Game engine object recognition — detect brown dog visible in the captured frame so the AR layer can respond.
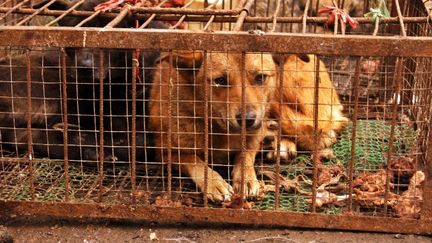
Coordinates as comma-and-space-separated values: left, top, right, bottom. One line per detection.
149, 51, 277, 202
267, 54, 349, 160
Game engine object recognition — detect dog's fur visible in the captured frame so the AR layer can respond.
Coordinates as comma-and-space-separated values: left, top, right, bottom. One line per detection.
0, 0, 169, 162
0, 51, 89, 158
0, 50, 150, 162
267, 54, 349, 160
149, 51, 277, 202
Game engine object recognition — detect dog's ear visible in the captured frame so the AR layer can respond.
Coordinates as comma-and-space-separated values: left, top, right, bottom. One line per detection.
272, 53, 310, 66
272, 54, 288, 66
173, 50, 203, 70
158, 51, 203, 69
158, 50, 203, 76
296, 54, 310, 63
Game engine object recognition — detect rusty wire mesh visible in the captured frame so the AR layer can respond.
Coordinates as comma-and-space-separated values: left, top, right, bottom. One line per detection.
0, 0, 431, 234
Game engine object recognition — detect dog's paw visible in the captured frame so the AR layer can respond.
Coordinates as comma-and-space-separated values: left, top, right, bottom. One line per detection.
318, 130, 337, 149
312, 148, 335, 160
265, 139, 297, 161
232, 168, 260, 198
204, 171, 234, 203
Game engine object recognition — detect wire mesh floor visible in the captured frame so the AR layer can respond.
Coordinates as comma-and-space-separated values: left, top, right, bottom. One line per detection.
1, 119, 423, 219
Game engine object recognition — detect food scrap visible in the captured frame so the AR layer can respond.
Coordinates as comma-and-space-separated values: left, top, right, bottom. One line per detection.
307, 189, 351, 208
259, 170, 311, 195
392, 171, 425, 218
353, 169, 392, 192
154, 195, 182, 207
389, 156, 416, 176
316, 163, 345, 187
222, 194, 254, 209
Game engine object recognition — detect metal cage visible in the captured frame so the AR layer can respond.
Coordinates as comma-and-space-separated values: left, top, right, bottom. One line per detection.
0, 0, 431, 234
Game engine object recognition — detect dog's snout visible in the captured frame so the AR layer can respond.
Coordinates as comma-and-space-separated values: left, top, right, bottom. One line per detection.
236, 111, 257, 129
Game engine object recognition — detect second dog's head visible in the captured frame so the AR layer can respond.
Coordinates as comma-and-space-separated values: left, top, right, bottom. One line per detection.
167, 51, 277, 133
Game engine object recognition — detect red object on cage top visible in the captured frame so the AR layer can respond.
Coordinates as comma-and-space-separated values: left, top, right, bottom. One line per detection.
162, 0, 185, 7
318, 5, 358, 29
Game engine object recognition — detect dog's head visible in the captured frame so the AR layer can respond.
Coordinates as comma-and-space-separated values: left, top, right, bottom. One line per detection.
167, 50, 277, 133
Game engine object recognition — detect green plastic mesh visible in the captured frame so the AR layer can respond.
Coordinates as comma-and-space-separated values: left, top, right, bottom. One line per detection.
254, 120, 417, 212
253, 192, 309, 212
332, 120, 416, 171
1, 160, 198, 205
0, 161, 131, 203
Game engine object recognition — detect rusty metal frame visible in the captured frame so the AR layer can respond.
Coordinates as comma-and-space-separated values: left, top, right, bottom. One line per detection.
0, 27, 430, 234
0, 1, 432, 234
0, 27, 432, 57
1, 201, 431, 234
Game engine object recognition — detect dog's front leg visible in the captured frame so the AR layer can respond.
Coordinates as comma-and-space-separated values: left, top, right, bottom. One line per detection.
232, 150, 260, 198
177, 154, 233, 202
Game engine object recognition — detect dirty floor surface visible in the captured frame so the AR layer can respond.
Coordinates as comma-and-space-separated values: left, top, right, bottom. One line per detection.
1, 216, 431, 243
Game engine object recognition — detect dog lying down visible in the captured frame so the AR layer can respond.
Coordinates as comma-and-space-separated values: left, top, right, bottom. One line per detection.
266, 54, 349, 161
149, 51, 278, 202
0, 50, 148, 162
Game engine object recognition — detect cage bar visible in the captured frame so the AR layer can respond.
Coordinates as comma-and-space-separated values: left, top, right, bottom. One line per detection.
60, 48, 69, 202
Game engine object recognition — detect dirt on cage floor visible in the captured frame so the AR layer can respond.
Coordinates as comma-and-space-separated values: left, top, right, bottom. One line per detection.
1, 217, 431, 243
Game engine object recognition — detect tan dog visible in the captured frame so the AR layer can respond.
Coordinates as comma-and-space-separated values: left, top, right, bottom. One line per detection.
267, 54, 349, 160
149, 51, 277, 202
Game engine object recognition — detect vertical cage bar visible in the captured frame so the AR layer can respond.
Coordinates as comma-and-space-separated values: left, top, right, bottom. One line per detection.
232, 0, 253, 31
270, 0, 282, 33
131, 48, 139, 204
421, 51, 432, 222
167, 50, 173, 198
60, 48, 70, 202
240, 51, 246, 199
423, 122, 432, 220
302, 0, 311, 33
384, 57, 403, 214
203, 50, 209, 207
274, 54, 285, 210
347, 57, 362, 212
25, 49, 35, 200
310, 55, 320, 213
98, 49, 105, 203
394, 0, 408, 37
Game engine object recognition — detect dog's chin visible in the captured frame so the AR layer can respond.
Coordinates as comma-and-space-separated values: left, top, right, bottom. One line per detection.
227, 121, 263, 133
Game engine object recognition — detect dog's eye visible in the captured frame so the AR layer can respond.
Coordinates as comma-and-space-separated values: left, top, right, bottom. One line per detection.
254, 74, 267, 85
213, 76, 228, 86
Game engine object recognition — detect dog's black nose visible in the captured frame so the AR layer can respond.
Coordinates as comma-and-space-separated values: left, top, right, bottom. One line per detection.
263, 135, 275, 145
236, 111, 257, 129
